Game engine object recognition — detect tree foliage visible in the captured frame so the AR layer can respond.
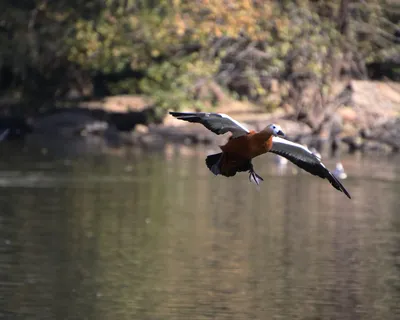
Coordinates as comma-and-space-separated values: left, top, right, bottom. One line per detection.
1, 0, 399, 111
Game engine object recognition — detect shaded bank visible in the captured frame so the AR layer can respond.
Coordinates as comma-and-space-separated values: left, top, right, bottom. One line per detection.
0, 80, 399, 155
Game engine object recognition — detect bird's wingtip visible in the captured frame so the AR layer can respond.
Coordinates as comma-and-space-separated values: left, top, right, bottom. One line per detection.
343, 188, 352, 199
331, 172, 351, 199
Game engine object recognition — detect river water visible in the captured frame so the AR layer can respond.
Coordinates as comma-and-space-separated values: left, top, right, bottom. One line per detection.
0, 141, 400, 320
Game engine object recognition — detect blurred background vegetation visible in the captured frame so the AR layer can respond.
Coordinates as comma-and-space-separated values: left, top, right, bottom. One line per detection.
0, 0, 399, 114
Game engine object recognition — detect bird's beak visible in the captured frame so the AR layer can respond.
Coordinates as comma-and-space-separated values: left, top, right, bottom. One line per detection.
277, 130, 285, 137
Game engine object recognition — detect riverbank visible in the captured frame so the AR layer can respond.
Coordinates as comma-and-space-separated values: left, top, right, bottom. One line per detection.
1, 80, 399, 155
132, 80, 400, 155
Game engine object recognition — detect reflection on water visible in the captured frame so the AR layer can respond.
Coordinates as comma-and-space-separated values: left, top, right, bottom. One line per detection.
0, 144, 400, 320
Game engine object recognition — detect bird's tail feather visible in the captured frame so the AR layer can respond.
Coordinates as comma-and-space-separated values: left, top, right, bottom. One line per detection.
206, 153, 260, 182
206, 152, 252, 177
205, 153, 223, 175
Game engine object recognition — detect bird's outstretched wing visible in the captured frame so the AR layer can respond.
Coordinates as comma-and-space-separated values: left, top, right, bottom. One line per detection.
270, 136, 351, 199
169, 112, 249, 138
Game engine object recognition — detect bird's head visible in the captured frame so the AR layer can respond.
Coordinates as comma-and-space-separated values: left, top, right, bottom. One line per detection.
266, 124, 285, 137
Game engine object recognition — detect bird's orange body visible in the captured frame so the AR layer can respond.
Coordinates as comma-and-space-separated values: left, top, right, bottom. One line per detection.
218, 130, 274, 176
221, 130, 273, 159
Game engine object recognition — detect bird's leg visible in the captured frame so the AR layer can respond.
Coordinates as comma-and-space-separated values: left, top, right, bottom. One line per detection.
248, 163, 264, 186
249, 171, 264, 186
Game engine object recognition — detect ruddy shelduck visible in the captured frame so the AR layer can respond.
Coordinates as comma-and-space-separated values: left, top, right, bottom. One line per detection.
170, 112, 351, 199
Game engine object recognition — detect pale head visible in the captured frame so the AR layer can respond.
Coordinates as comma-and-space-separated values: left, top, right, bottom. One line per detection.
266, 123, 285, 137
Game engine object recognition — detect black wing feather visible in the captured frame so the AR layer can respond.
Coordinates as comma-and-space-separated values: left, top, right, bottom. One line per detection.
270, 148, 351, 199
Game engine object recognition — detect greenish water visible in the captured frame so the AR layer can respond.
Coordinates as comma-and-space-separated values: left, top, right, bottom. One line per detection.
0, 143, 400, 320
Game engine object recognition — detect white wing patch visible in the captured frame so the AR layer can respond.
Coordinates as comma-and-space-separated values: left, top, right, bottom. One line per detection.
218, 113, 250, 137
271, 136, 323, 165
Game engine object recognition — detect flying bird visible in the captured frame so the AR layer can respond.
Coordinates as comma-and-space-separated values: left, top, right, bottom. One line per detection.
169, 112, 351, 199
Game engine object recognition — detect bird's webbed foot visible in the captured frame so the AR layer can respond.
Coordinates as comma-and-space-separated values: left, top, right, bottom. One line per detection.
249, 170, 264, 186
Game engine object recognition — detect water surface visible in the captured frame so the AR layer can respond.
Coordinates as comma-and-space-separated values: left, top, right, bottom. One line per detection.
0, 143, 400, 320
